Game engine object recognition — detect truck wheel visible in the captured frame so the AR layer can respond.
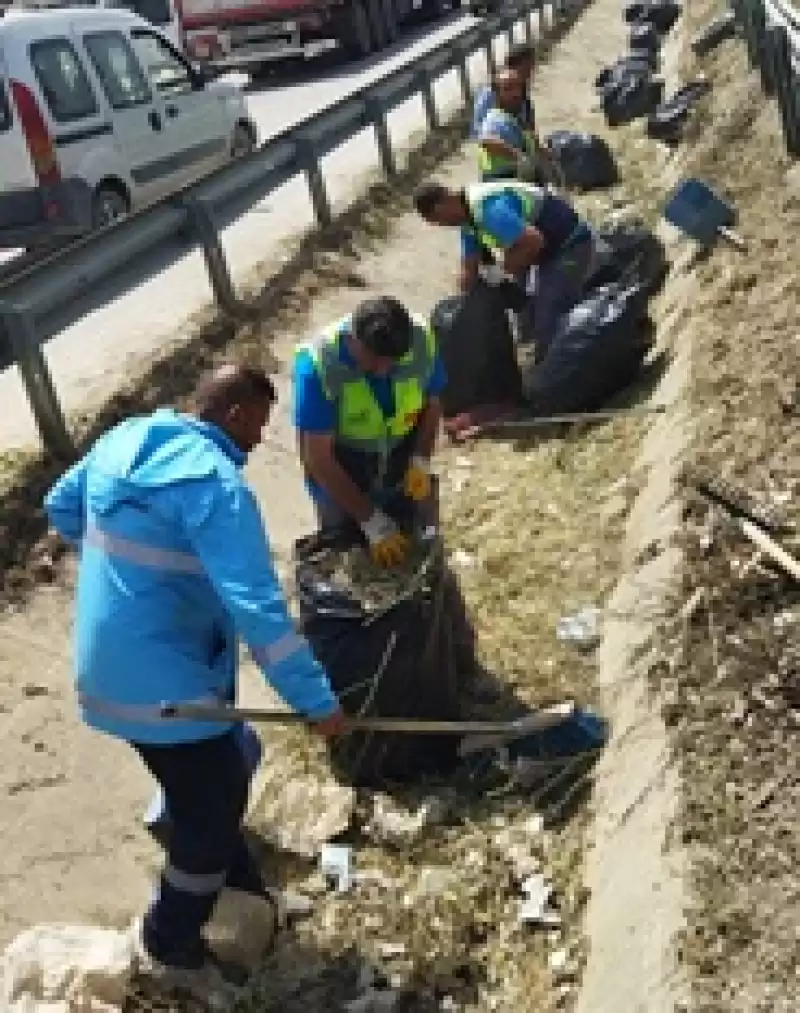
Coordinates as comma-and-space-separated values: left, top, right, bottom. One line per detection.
341, 1, 374, 59
367, 0, 388, 49
382, 0, 399, 43
92, 183, 130, 230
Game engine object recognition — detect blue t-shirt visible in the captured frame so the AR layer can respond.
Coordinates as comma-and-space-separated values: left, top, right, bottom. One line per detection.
292, 333, 446, 504
461, 192, 530, 259
479, 107, 528, 150
471, 84, 535, 138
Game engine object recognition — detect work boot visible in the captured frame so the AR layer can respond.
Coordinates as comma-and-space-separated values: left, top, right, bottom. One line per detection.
130, 916, 242, 1009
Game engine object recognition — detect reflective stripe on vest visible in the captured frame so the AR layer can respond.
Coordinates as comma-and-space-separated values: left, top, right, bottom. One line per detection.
476, 108, 535, 177
464, 181, 543, 251
78, 691, 225, 724
298, 313, 435, 456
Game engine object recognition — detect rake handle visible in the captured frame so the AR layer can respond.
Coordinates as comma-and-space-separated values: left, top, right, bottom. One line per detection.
159, 701, 575, 736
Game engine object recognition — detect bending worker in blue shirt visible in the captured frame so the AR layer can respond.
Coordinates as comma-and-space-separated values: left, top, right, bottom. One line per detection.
44, 365, 345, 995
413, 180, 598, 360
293, 296, 445, 568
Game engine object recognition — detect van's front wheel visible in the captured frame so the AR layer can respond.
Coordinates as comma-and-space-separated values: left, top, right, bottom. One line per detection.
92, 184, 130, 230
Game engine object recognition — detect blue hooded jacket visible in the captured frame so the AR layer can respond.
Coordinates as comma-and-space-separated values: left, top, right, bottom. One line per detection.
44, 408, 338, 745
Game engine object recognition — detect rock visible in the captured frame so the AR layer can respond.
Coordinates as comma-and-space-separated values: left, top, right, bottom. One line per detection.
1, 924, 136, 1011
344, 989, 404, 1012
205, 890, 279, 975
249, 774, 355, 859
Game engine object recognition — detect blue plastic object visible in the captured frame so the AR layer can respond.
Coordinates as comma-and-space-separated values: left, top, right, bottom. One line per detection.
143, 722, 263, 840
663, 177, 736, 246
506, 707, 609, 762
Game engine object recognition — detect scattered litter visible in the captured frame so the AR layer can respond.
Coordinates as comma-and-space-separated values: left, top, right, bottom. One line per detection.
691, 10, 737, 56
646, 79, 712, 144
518, 873, 562, 927
377, 942, 407, 959
451, 548, 477, 569
556, 605, 602, 650
320, 844, 354, 893
367, 793, 453, 846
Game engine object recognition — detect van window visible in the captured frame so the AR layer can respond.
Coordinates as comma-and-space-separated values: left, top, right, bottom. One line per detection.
130, 30, 191, 96
84, 31, 153, 109
0, 80, 11, 132
30, 38, 98, 123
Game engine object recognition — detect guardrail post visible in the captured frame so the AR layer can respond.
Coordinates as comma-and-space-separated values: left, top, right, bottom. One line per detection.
507, 17, 515, 50
456, 47, 473, 106
750, 0, 774, 93
418, 67, 439, 131
296, 138, 332, 228
0, 305, 74, 459
180, 197, 254, 320
740, 0, 761, 68
767, 26, 800, 156
524, 5, 534, 46
538, 2, 547, 44
485, 29, 497, 78
365, 97, 396, 177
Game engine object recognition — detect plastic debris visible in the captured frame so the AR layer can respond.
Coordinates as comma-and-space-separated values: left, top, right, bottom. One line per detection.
320, 844, 354, 893
556, 606, 602, 650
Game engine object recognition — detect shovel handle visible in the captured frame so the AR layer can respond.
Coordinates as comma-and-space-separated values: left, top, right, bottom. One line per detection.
159, 700, 575, 736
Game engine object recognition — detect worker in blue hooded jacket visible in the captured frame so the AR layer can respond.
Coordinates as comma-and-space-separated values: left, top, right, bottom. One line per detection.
44, 364, 345, 996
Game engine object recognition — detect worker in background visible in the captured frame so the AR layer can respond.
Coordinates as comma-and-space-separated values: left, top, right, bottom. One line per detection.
472, 46, 564, 187
412, 180, 598, 360
471, 42, 536, 138
293, 296, 445, 567
44, 365, 345, 997
476, 68, 542, 182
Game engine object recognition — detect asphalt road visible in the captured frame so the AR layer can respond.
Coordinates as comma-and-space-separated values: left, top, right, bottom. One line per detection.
0, 10, 522, 450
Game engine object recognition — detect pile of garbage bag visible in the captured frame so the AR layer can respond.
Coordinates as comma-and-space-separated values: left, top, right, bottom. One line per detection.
544, 130, 619, 190
520, 280, 654, 415
596, 57, 664, 126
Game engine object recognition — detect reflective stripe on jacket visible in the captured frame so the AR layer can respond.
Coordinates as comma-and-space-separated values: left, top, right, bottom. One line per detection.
297, 313, 436, 460
43, 409, 336, 745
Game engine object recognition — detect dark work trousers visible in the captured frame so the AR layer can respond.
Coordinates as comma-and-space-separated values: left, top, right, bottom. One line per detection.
524, 235, 597, 362
132, 729, 265, 962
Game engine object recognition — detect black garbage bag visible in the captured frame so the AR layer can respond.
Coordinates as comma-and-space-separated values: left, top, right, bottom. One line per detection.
587, 217, 668, 296
629, 45, 660, 71
543, 131, 619, 190
430, 280, 523, 420
630, 21, 660, 52
646, 80, 712, 143
294, 528, 477, 787
521, 282, 653, 415
598, 64, 664, 126
624, 0, 682, 33
595, 55, 652, 89
691, 11, 737, 56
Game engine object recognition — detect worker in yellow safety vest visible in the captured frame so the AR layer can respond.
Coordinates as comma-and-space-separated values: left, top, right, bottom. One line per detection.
413, 179, 598, 360
292, 297, 445, 568
475, 66, 564, 187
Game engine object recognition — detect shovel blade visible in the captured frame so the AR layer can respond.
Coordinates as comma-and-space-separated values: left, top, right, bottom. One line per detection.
663, 177, 736, 246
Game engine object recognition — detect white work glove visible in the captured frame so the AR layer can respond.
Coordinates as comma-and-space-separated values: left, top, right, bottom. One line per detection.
360, 510, 410, 568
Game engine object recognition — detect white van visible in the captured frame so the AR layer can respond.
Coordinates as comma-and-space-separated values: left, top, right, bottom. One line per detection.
0, 6, 257, 241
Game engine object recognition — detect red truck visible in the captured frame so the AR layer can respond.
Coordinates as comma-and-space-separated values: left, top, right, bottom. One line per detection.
178, 0, 461, 70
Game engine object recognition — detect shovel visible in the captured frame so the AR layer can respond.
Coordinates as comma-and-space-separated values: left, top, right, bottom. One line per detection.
663, 177, 747, 251
159, 700, 577, 757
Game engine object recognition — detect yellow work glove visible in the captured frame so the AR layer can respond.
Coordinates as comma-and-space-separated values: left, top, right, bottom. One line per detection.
361, 510, 411, 568
403, 455, 432, 502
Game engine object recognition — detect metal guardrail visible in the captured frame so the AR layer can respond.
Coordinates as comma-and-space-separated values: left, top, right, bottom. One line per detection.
732, 0, 800, 152
0, 0, 591, 459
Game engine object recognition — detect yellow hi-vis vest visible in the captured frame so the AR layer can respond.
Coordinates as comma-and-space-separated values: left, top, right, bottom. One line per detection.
464, 180, 546, 252
299, 313, 436, 458
476, 108, 537, 179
